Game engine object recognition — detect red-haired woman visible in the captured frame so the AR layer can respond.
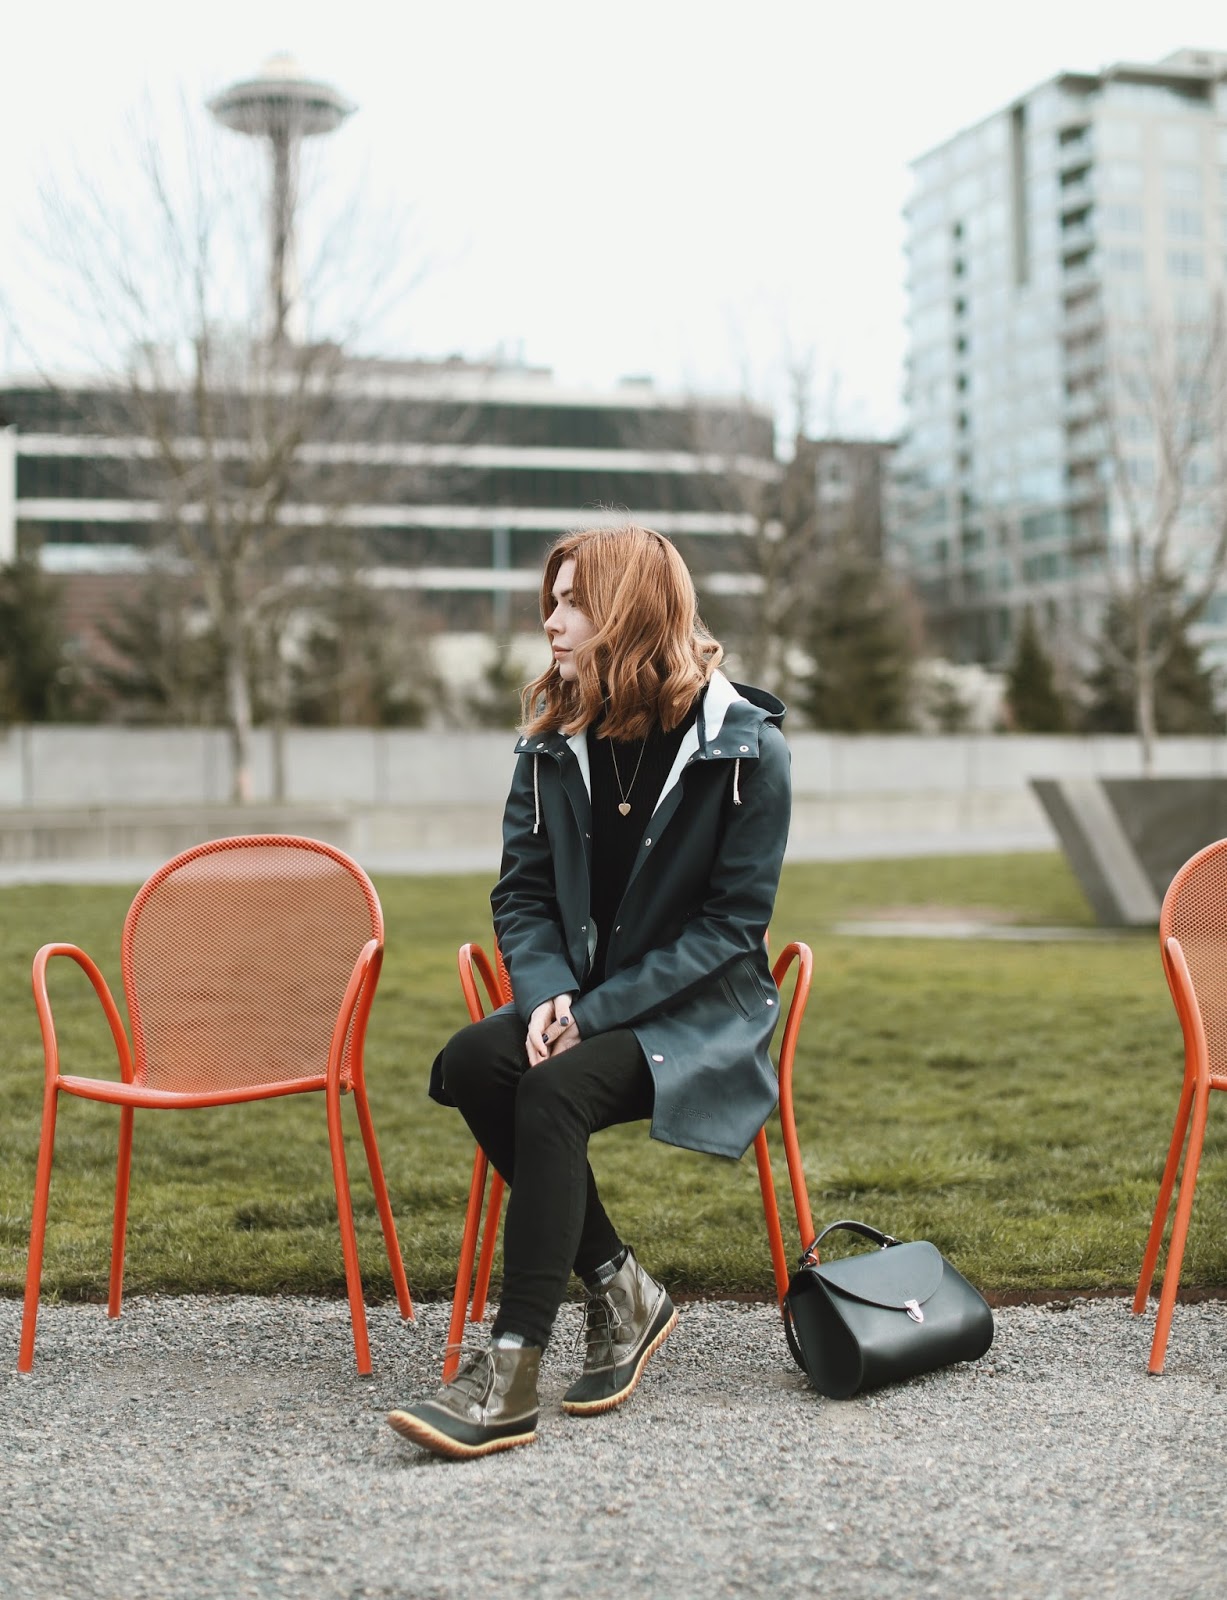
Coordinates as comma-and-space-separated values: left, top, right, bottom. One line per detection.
389, 524, 792, 1459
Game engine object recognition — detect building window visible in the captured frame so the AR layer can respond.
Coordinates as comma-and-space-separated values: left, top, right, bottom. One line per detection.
1174, 288, 1211, 321
1167, 249, 1205, 278
1164, 164, 1203, 198
1105, 247, 1145, 272
1101, 160, 1145, 192
1167, 206, 1205, 237
1102, 203, 1144, 232
1105, 282, 1150, 319
1098, 118, 1144, 155
1160, 123, 1202, 160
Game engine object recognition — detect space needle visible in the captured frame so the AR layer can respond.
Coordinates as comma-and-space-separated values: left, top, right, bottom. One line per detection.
208, 54, 355, 343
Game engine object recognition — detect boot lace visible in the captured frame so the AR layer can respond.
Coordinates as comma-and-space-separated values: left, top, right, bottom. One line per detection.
575, 1291, 622, 1364
443, 1346, 496, 1405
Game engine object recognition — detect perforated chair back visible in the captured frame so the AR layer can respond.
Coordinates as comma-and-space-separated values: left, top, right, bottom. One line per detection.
1159, 838, 1227, 1086
123, 836, 383, 1095
1134, 835, 1227, 1374
19, 833, 412, 1377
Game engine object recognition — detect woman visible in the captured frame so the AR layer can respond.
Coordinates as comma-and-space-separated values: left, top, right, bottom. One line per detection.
389, 524, 791, 1459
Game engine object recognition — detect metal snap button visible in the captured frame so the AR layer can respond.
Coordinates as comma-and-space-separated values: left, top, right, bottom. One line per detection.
651, 1053, 664, 1063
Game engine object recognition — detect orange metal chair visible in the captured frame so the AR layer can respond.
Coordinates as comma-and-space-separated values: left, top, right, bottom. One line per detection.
442, 938, 815, 1379
1133, 836, 1227, 1374
18, 834, 413, 1376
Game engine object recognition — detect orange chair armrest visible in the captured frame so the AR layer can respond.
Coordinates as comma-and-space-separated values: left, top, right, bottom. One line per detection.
32, 942, 134, 1088
326, 938, 384, 1091
57, 1073, 328, 1108
458, 942, 509, 1022
1163, 936, 1212, 1089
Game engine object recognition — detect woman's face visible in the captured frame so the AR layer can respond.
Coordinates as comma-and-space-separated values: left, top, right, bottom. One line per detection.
544, 557, 596, 682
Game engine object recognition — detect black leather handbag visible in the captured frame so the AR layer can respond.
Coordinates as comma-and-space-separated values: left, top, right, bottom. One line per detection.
783, 1219, 994, 1399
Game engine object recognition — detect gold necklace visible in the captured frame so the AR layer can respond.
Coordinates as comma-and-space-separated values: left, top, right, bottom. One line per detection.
608, 737, 647, 817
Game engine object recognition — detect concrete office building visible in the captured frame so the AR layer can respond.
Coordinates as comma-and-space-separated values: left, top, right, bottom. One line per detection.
0, 358, 775, 675
894, 47, 1227, 668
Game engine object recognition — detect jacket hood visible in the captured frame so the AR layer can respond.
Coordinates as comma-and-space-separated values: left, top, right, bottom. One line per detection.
727, 680, 786, 726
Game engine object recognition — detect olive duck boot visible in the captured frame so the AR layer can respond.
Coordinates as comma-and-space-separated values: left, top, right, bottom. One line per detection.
563, 1249, 677, 1416
388, 1344, 541, 1460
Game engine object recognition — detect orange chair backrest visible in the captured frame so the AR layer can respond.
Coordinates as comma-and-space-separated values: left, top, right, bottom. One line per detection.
122, 836, 383, 1094
1159, 837, 1227, 1083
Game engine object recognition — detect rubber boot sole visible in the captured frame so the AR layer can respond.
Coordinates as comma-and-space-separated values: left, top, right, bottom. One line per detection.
387, 1409, 537, 1460
562, 1304, 679, 1417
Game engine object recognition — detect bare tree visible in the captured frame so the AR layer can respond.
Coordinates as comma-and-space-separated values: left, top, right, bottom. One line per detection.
1091, 297, 1227, 770
21, 90, 449, 797
694, 399, 798, 693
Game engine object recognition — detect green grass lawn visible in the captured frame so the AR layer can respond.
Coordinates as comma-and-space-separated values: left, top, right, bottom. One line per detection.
1, 853, 1218, 1304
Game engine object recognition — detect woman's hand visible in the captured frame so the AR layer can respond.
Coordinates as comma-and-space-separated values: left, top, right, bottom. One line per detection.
544, 1015, 581, 1056
526, 993, 574, 1065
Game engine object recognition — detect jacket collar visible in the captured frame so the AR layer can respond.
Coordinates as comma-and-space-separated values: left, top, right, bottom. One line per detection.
653, 669, 747, 813
514, 669, 778, 807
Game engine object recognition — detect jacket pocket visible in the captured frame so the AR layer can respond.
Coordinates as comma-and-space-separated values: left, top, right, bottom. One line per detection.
719, 954, 775, 1020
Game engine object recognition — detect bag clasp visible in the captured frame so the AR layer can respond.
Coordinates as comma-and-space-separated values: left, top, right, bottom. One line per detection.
905, 1299, 925, 1323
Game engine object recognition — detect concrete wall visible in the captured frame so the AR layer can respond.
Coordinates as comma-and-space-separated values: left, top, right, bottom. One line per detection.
4, 725, 1225, 812
0, 724, 1223, 870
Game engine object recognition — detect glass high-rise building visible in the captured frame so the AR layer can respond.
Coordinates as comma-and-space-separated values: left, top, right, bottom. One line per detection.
895, 48, 1227, 669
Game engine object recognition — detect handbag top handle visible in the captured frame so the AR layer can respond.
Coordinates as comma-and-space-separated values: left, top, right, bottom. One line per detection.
800, 1218, 901, 1268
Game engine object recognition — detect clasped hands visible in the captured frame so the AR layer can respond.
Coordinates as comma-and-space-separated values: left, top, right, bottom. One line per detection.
526, 993, 580, 1065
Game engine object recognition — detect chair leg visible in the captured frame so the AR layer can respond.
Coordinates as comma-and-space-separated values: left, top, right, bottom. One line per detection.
1148, 1083, 1211, 1376
470, 1172, 505, 1324
753, 1127, 791, 1303
18, 1084, 60, 1373
777, 1090, 815, 1259
351, 1083, 414, 1322
1133, 1076, 1194, 1313
108, 1106, 135, 1319
444, 1147, 491, 1381
325, 1082, 373, 1377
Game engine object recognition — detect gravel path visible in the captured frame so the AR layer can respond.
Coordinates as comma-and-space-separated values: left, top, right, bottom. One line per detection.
3, 1294, 1225, 1600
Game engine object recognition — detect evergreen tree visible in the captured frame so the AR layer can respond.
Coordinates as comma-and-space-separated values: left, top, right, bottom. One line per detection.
95, 572, 227, 724
466, 637, 527, 730
800, 558, 915, 731
1005, 609, 1068, 732
0, 556, 81, 721
1084, 588, 1222, 736
288, 582, 433, 728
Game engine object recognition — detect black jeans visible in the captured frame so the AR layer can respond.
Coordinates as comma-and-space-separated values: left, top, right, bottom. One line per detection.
437, 1009, 655, 1349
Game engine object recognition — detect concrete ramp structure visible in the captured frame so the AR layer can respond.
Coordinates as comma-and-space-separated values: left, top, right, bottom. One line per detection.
1031, 778, 1227, 927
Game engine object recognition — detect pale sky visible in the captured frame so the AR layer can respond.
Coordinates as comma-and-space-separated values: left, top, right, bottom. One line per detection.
3, 0, 1227, 435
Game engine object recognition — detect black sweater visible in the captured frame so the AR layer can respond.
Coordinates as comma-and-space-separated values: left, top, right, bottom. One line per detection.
587, 704, 696, 987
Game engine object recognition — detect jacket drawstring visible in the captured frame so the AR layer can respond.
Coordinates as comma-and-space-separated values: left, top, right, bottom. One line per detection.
532, 755, 541, 833
732, 757, 742, 805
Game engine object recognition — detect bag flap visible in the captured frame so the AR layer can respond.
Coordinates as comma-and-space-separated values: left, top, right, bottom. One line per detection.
815, 1241, 944, 1311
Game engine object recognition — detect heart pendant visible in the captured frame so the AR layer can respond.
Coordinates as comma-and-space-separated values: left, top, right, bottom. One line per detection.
618, 802, 631, 816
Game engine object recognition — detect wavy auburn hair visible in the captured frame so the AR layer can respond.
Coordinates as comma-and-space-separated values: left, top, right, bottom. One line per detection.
520, 524, 724, 741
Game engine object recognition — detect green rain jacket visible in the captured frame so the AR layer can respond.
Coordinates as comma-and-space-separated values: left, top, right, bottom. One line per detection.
461, 669, 792, 1160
